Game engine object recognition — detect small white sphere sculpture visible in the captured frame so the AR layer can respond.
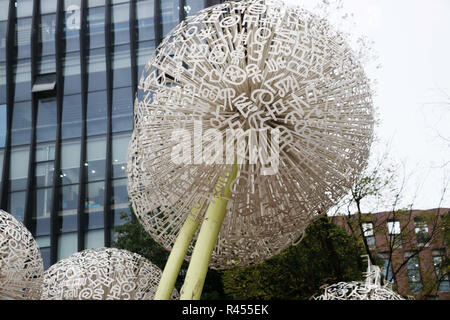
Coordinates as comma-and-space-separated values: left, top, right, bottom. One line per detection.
312, 256, 405, 300
41, 248, 179, 300
0, 210, 44, 300
128, 0, 374, 269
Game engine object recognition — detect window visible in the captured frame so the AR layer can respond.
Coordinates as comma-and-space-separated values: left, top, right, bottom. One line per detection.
362, 222, 376, 248
185, 0, 204, 17
136, 0, 155, 41
32, 73, 56, 94
414, 218, 430, 245
85, 181, 105, 229
11, 101, 31, 146
112, 44, 131, 88
63, 52, 81, 95
112, 87, 133, 132
87, 48, 106, 92
112, 133, 131, 178
35, 236, 51, 270
161, 0, 179, 37
0, 104, 6, 148
15, 17, 32, 59
86, 136, 106, 181
432, 250, 450, 292
379, 253, 394, 284
405, 252, 422, 294
8, 191, 26, 222
39, 14, 57, 56
387, 220, 402, 248
36, 98, 57, 143
64, 0, 81, 52
87, 90, 107, 136
85, 229, 104, 249
13, 59, 32, 101
62, 94, 82, 139
9, 146, 29, 191
57, 232, 78, 260
112, 2, 130, 45
60, 140, 81, 185
87, 6, 105, 48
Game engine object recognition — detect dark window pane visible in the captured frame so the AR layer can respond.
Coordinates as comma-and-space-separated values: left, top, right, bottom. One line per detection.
87, 90, 107, 136
112, 87, 133, 132
62, 94, 82, 139
35, 142, 56, 162
11, 101, 32, 146
36, 98, 57, 143
136, 40, 155, 83
87, 6, 105, 48
40, 247, 51, 270
0, 63, 5, 103
14, 59, 32, 101
39, 14, 56, 56
112, 44, 131, 88
8, 191, 26, 222
113, 206, 130, 227
16, 17, 32, 59
86, 136, 106, 181
136, 0, 155, 41
112, 2, 130, 45
85, 181, 105, 229
87, 48, 106, 92
63, 52, 81, 95
9, 146, 29, 191
59, 184, 79, 232
35, 162, 54, 188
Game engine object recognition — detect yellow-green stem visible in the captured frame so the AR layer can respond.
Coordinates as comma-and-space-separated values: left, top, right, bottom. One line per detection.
180, 163, 238, 300
154, 209, 201, 300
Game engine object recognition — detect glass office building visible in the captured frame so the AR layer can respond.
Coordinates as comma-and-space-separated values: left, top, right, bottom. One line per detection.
0, 0, 220, 270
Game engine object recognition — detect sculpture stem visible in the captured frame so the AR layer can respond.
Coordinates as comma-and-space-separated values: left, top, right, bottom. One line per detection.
154, 209, 201, 300
180, 162, 238, 300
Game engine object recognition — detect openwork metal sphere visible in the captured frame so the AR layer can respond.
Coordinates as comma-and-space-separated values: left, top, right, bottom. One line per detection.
312, 257, 405, 300
0, 210, 44, 300
128, 0, 374, 269
41, 248, 179, 300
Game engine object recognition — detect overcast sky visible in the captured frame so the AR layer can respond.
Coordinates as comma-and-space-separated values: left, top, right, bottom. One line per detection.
284, 0, 450, 210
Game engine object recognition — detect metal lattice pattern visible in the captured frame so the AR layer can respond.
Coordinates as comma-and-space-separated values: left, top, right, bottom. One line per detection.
41, 248, 179, 300
0, 210, 44, 300
312, 257, 406, 300
128, 0, 374, 269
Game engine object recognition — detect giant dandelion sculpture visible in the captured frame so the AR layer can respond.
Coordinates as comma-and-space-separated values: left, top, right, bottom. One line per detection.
128, 0, 374, 299
0, 210, 44, 300
41, 247, 179, 300
311, 256, 406, 300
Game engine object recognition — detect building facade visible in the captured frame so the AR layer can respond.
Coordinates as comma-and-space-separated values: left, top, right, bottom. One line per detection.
332, 208, 450, 300
0, 0, 221, 270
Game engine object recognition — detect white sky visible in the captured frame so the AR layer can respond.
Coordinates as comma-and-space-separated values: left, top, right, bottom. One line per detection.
284, 0, 450, 210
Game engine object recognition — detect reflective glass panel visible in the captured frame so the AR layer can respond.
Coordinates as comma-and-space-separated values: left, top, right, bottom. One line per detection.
136, 0, 155, 41
0, 104, 5, 148
87, 6, 105, 48
185, 0, 204, 17
8, 191, 26, 222
38, 55, 56, 74
11, 101, 31, 146
62, 94, 82, 139
85, 181, 105, 229
16, 0, 34, 18
112, 133, 131, 178
39, 14, 56, 56
112, 2, 130, 45
87, 48, 106, 92
86, 136, 106, 181
14, 59, 31, 101
86, 90, 107, 136
59, 184, 79, 232
57, 232, 78, 260
35, 162, 54, 188
9, 146, 29, 191
64, 0, 81, 52
85, 229, 104, 249
63, 52, 81, 94
61, 140, 81, 185
16, 17, 32, 59
112, 87, 133, 132
112, 44, 131, 88
36, 98, 57, 143
161, 0, 179, 37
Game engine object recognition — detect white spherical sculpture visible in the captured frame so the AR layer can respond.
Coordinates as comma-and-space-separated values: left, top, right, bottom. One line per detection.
0, 210, 44, 300
41, 248, 179, 300
128, 0, 374, 269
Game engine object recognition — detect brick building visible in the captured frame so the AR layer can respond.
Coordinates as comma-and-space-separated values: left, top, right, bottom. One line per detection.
331, 208, 449, 300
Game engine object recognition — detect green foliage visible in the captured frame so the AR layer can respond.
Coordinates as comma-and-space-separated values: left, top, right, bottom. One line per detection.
222, 217, 366, 300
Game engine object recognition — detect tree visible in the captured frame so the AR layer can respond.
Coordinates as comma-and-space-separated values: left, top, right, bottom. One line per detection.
331, 148, 450, 298
221, 217, 366, 300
